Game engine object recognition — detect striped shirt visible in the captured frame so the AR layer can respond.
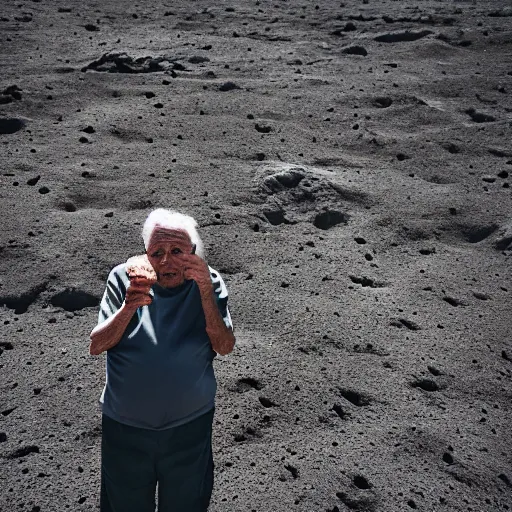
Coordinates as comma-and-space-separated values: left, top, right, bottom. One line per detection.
96, 262, 232, 430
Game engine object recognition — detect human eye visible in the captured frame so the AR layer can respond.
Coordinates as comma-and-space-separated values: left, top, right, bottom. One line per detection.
151, 250, 163, 257
171, 248, 182, 255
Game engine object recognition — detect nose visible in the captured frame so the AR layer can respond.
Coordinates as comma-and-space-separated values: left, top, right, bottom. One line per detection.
161, 251, 179, 266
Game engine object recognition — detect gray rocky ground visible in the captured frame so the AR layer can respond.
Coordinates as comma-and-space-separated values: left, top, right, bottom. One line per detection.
1, 0, 511, 510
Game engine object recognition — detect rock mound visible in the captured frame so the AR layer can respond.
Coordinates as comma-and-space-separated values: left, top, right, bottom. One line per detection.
81, 52, 175, 73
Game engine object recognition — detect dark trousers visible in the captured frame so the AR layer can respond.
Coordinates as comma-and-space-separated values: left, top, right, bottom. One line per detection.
100, 408, 215, 512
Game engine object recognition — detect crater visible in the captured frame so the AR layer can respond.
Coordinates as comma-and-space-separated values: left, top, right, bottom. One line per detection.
263, 209, 291, 226
342, 45, 368, 56
0, 117, 27, 135
336, 491, 378, 511
375, 30, 433, 43
254, 164, 368, 230
128, 199, 153, 210
464, 108, 496, 123
258, 396, 277, 408
353, 474, 371, 489
7, 445, 39, 459
50, 288, 100, 312
390, 318, 421, 330
459, 223, 500, 243
284, 464, 299, 479
373, 96, 393, 108
411, 378, 439, 392
313, 209, 349, 230
339, 388, 372, 406
331, 404, 350, 419
231, 377, 264, 393
494, 221, 512, 250
349, 275, 386, 288
0, 282, 48, 314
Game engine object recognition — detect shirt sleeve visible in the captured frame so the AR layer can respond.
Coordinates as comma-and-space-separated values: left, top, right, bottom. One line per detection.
209, 267, 233, 331
97, 266, 126, 325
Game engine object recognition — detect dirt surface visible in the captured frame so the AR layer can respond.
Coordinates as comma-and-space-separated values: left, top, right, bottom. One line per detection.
1, 1, 511, 511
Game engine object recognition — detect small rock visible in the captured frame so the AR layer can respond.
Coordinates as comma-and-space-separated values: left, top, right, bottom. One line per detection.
342, 45, 368, 56
219, 81, 240, 92
255, 123, 272, 133
473, 291, 490, 300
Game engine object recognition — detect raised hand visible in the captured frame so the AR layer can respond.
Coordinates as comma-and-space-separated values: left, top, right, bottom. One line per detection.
125, 254, 157, 309
183, 254, 212, 292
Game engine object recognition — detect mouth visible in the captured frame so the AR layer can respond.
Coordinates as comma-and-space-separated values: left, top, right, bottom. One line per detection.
162, 272, 177, 278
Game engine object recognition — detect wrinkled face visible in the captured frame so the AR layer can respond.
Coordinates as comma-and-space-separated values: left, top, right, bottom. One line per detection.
146, 226, 194, 288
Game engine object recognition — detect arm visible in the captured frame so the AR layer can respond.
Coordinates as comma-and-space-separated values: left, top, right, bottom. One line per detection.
89, 261, 154, 356
89, 303, 138, 355
199, 286, 236, 356
182, 257, 236, 356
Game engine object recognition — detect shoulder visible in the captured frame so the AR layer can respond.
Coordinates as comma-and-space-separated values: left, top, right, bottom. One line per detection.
107, 262, 130, 290
110, 262, 128, 279
207, 265, 223, 282
207, 266, 228, 296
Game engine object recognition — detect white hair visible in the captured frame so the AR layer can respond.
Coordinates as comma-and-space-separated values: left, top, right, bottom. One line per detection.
142, 208, 206, 260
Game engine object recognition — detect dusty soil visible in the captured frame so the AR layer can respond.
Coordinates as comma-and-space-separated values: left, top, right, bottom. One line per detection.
1, 0, 511, 511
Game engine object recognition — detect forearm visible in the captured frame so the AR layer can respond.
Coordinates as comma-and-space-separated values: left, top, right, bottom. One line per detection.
89, 302, 138, 355
199, 287, 235, 356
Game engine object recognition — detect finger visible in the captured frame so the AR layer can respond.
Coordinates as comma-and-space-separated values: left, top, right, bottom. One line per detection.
128, 289, 148, 296
126, 294, 152, 306
183, 254, 199, 265
126, 295, 153, 304
129, 281, 154, 291
128, 286, 152, 296
127, 293, 152, 304
129, 270, 156, 279
129, 274, 150, 281
183, 259, 206, 274
129, 276, 156, 287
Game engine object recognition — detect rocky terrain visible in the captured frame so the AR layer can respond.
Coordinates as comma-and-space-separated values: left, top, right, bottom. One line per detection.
1, 0, 511, 510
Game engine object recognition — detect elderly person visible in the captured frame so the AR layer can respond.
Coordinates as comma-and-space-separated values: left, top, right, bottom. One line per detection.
89, 208, 235, 512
